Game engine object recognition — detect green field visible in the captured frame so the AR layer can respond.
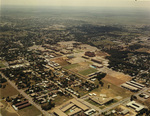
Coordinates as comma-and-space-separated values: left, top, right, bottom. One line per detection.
79, 68, 97, 76
63, 63, 79, 70
0, 61, 6, 68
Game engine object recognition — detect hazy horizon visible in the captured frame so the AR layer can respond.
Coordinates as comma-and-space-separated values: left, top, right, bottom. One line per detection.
1, 0, 150, 8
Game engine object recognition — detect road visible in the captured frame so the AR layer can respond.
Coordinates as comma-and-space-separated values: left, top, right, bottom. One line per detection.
0, 72, 52, 116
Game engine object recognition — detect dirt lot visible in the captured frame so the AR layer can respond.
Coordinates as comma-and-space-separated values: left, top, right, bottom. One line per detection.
0, 82, 19, 99
52, 57, 69, 66
18, 105, 42, 116
0, 100, 18, 116
91, 80, 132, 99
102, 75, 125, 85
100, 67, 132, 84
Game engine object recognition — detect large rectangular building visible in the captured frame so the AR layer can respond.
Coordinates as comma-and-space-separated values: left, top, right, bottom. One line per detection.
89, 96, 114, 106
126, 101, 144, 112
121, 83, 139, 92
53, 99, 89, 116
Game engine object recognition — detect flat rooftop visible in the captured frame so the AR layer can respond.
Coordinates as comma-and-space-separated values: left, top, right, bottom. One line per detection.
89, 96, 113, 105
71, 99, 89, 111
126, 101, 144, 112
54, 108, 68, 116
61, 103, 75, 112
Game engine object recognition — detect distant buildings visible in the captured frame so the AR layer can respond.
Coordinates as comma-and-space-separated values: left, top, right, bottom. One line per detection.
91, 58, 102, 64
85, 51, 95, 57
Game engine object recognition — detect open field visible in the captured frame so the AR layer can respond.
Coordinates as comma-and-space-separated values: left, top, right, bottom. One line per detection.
72, 86, 89, 96
53, 95, 72, 106
0, 82, 19, 99
63, 63, 79, 70
90, 80, 132, 99
63, 61, 97, 76
0, 100, 18, 116
18, 105, 42, 116
52, 58, 69, 66
1, 108, 18, 116
102, 74, 125, 85
99, 67, 132, 83
79, 68, 97, 76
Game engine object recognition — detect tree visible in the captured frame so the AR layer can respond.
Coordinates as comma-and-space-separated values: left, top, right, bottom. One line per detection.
108, 84, 110, 89
130, 95, 137, 101
95, 73, 106, 81
99, 81, 104, 87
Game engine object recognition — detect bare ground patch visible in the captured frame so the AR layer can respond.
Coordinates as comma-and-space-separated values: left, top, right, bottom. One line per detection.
52, 57, 69, 66
102, 75, 125, 85
0, 82, 19, 99
100, 67, 132, 83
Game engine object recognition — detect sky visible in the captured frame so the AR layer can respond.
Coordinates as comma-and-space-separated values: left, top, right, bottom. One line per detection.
1, 0, 150, 8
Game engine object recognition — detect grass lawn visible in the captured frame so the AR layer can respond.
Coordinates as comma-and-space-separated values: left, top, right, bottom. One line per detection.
63, 63, 79, 70
79, 68, 97, 76
0, 82, 19, 99
18, 105, 42, 116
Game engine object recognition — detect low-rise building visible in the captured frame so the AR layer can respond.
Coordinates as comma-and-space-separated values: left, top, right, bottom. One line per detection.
89, 96, 114, 106
126, 101, 144, 112
85, 51, 95, 57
